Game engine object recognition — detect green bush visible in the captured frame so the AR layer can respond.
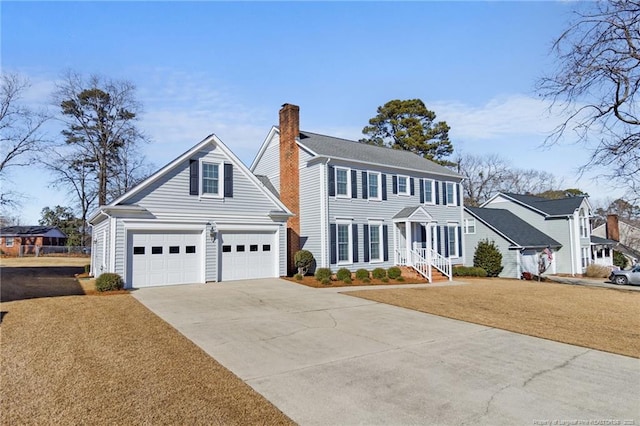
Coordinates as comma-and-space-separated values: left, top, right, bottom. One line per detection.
294, 273, 303, 281
336, 268, 351, 281
387, 266, 402, 279
453, 266, 487, 277
321, 277, 331, 285
84, 264, 91, 274
381, 277, 389, 283
396, 276, 405, 282
613, 251, 628, 269
95, 273, 124, 292
362, 277, 371, 284
372, 267, 387, 279
343, 277, 352, 285
294, 250, 315, 276
355, 269, 370, 280
473, 239, 503, 277
315, 267, 332, 282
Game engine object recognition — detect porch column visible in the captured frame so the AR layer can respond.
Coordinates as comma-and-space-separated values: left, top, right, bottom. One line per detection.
405, 220, 412, 266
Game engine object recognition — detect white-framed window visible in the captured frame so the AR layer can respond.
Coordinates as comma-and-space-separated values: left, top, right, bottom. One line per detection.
5, 237, 14, 247
369, 222, 383, 262
423, 179, 435, 204
201, 161, 222, 197
447, 224, 459, 258
337, 221, 352, 264
430, 224, 439, 252
336, 167, 350, 197
581, 247, 590, 268
464, 218, 476, 235
367, 172, 381, 200
579, 208, 589, 238
397, 175, 409, 195
446, 182, 457, 206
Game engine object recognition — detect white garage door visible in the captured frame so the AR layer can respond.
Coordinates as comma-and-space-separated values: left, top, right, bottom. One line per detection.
128, 231, 202, 288
220, 231, 276, 281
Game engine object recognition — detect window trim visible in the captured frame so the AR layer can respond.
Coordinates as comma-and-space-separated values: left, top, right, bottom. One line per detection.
446, 182, 457, 206
5, 237, 14, 247
464, 218, 476, 235
367, 171, 381, 201
423, 179, 435, 204
447, 223, 459, 258
335, 167, 351, 198
397, 175, 410, 196
368, 221, 383, 263
200, 160, 224, 198
336, 220, 353, 264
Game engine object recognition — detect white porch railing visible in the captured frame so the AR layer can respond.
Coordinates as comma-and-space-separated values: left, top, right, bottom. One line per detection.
395, 247, 452, 282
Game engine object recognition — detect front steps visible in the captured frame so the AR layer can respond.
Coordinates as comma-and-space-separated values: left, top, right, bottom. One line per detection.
399, 266, 450, 283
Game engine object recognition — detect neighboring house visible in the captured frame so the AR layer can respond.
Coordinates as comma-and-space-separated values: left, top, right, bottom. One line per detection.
592, 214, 640, 266
0, 226, 67, 257
590, 235, 616, 267
88, 135, 292, 289
481, 192, 593, 275
250, 104, 465, 281
463, 207, 562, 278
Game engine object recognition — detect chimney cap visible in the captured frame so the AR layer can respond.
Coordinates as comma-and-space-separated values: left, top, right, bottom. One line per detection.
280, 103, 300, 110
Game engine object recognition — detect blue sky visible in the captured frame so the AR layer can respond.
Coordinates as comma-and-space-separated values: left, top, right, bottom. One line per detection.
2, 1, 620, 224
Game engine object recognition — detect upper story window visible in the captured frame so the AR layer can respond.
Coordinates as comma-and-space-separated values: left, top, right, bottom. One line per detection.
397, 175, 409, 195
464, 218, 476, 234
368, 172, 380, 200
336, 167, 350, 197
423, 179, 435, 204
445, 182, 457, 206
201, 162, 221, 196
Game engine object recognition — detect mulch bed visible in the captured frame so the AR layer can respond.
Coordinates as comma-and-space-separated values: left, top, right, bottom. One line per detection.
284, 274, 428, 288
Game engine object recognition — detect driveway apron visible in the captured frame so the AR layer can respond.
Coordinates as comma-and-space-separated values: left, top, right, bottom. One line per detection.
133, 278, 640, 425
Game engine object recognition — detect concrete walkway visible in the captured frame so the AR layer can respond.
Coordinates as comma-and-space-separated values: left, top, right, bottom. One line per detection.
133, 278, 640, 425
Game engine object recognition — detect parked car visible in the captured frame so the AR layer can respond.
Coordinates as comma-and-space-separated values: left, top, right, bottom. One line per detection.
609, 264, 640, 285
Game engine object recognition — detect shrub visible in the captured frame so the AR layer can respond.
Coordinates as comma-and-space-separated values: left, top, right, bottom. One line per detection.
585, 264, 611, 278
381, 277, 389, 283
84, 264, 91, 274
95, 273, 124, 292
315, 267, 332, 282
343, 277, 352, 285
613, 251, 628, 269
294, 250, 315, 276
294, 273, 303, 281
362, 277, 371, 284
372, 267, 387, 279
453, 266, 488, 277
355, 269, 370, 280
473, 239, 503, 277
387, 266, 402, 279
336, 268, 351, 281
321, 277, 331, 285
396, 276, 405, 282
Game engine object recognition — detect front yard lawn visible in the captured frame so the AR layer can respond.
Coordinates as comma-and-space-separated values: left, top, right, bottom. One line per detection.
0, 293, 294, 425
345, 278, 640, 358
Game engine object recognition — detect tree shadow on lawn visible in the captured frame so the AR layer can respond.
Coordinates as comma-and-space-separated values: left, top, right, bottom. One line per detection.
0, 266, 86, 302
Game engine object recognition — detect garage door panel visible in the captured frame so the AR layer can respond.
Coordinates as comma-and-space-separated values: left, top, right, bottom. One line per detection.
128, 230, 202, 288
220, 232, 276, 281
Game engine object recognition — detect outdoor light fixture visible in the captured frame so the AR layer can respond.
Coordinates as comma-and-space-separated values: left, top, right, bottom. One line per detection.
209, 222, 217, 241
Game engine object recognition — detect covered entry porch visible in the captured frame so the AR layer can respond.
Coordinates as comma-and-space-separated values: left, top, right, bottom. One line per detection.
392, 206, 452, 282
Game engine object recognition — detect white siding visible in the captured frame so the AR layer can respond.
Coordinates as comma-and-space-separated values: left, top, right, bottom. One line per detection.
252, 133, 281, 193
299, 160, 323, 271
91, 220, 109, 277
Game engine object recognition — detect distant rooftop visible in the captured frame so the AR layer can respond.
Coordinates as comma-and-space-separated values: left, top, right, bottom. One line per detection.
498, 193, 587, 216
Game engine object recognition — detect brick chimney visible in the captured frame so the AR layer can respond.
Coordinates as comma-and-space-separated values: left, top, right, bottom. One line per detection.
279, 104, 301, 275
606, 214, 620, 242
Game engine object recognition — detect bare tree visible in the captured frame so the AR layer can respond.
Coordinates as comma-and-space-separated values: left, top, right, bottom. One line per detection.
538, 0, 640, 201
54, 71, 148, 205
0, 73, 50, 205
107, 140, 154, 201
503, 169, 563, 196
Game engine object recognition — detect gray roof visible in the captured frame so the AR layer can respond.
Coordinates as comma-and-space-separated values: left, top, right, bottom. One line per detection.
296, 130, 462, 179
393, 206, 421, 220
466, 207, 562, 249
590, 235, 615, 246
256, 175, 280, 198
0, 226, 67, 237
501, 193, 586, 217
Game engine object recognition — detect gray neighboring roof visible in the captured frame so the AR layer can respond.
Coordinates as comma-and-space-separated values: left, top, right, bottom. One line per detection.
256, 175, 280, 198
0, 226, 67, 237
500, 193, 586, 216
590, 235, 615, 246
296, 130, 462, 179
393, 206, 421, 220
466, 207, 562, 249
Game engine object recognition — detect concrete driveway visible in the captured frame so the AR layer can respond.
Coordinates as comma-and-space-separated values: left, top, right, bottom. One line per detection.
133, 279, 640, 425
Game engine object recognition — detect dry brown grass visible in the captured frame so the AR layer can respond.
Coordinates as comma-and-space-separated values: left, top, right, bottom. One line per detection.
0, 256, 90, 267
1, 294, 293, 424
346, 278, 640, 358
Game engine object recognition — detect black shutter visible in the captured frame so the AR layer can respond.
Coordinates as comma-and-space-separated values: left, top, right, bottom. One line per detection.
382, 225, 389, 261
437, 226, 442, 254
351, 170, 357, 199
435, 181, 440, 205
361, 172, 368, 200
443, 182, 448, 206
457, 183, 462, 206
421, 225, 427, 246
381, 174, 387, 200
392, 175, 398, 194
410, 178, 415, 196
419, 179, 425, 203
363, 224, 370, 262
328, 165, 335, 197
352, 224, 358, 263
444, 226, 450, 257
224, 163, 233, 197
457, 226, 463, 258
330, 224, 337, 264
189, 160, 199, 195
